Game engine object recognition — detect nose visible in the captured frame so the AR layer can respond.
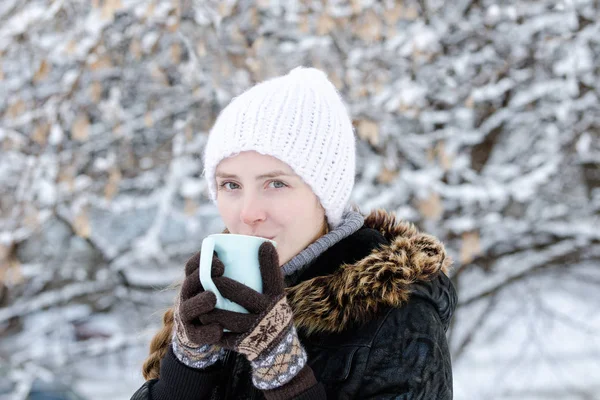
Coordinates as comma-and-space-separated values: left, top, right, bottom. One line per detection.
240, 194, 267, 226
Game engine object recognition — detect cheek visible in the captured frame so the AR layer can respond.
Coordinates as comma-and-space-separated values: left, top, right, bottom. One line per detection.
217, 197, 239, 227
266, 201, 293, 226
283, 195, 323, 230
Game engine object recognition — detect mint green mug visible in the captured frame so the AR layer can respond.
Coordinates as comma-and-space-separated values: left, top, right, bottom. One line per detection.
199, 234, 277, 314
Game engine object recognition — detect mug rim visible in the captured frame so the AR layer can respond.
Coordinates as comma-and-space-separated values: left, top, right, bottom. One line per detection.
207, 233, 277, 246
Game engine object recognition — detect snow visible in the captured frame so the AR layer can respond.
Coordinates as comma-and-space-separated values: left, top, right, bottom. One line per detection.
1, 0, 599, 399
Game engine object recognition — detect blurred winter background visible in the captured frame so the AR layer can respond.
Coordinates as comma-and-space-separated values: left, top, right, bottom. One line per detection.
1, 0, 599, 399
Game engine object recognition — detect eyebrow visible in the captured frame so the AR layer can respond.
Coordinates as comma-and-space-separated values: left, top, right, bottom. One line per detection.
215, 170, 294, 180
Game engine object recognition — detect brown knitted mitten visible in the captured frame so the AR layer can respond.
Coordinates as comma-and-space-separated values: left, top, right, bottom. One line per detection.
200, 243, 312, 391
172, 252, 226, 369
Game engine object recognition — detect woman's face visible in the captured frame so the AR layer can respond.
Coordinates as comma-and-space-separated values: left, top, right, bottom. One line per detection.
215, 151, 326, 266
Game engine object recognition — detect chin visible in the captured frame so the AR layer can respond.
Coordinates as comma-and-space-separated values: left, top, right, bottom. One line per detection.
276, 251, 290, 266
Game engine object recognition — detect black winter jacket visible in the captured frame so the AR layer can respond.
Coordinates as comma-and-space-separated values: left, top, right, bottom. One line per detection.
132, 211, 457, 399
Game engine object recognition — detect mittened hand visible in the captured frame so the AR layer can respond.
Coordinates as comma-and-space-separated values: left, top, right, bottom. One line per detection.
198, 242, 290, 352
171, 252, 227, 369
199, 242, 308, 390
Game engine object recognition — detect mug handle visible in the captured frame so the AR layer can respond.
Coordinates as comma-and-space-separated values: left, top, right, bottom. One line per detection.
199, 236, 223, 309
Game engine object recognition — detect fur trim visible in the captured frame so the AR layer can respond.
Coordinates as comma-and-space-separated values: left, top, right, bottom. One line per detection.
286, 209, 452, 335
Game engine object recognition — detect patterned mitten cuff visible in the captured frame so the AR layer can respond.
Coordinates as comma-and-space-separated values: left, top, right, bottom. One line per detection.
172, 299, 225, 369
250, 325, 307, 390
171, 336, 226, 369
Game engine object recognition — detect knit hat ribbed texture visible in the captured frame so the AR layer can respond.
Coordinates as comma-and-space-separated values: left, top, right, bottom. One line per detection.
203, 67, 356, 227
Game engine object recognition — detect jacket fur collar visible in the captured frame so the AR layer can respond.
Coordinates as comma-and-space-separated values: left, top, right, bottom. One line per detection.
286, 209, 454, 335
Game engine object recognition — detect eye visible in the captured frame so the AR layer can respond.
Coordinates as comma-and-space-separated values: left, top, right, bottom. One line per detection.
268, 180, 288, 189
218, 181, 241, 191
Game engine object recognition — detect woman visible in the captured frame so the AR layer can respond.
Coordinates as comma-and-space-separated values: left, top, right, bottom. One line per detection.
132, 67, 457, 399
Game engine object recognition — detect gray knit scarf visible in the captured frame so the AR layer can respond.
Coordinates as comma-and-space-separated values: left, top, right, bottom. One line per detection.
282, 210, 364, 281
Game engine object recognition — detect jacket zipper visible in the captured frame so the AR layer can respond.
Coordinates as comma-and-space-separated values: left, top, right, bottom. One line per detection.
220, 350, 257, 400
221, 350, 237, 399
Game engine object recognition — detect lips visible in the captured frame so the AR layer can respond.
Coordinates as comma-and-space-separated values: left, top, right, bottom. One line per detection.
254, 235, 275, 240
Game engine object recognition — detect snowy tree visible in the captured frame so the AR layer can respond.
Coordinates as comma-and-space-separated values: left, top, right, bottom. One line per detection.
0, 0, 598, 398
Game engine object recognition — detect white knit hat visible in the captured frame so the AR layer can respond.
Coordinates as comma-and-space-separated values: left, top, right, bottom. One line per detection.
203, 67, 356, 228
